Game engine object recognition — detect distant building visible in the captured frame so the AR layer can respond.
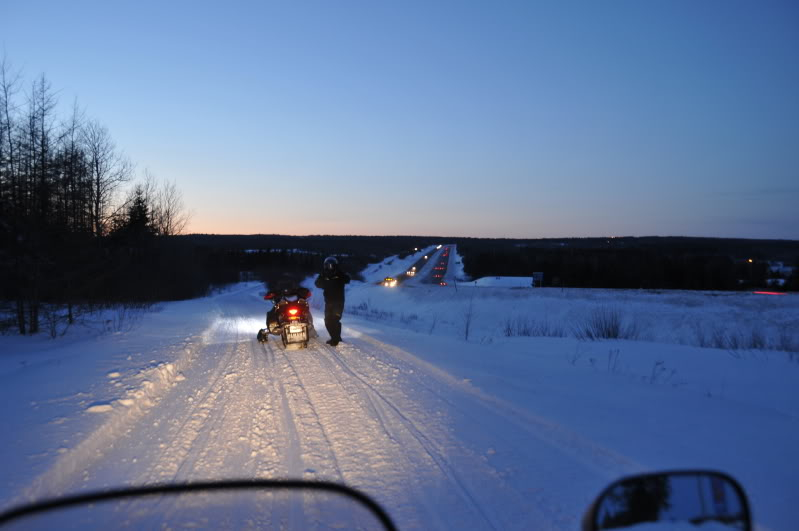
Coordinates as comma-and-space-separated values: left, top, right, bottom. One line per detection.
473, 276, 534, 288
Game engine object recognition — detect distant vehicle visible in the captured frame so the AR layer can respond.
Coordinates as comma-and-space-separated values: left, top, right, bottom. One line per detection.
406, 267, 416, 277
439, 281, 447, 286
382, 277, 397, 287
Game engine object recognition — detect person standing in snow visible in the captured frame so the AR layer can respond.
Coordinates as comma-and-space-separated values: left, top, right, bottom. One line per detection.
315, 256, 351, 346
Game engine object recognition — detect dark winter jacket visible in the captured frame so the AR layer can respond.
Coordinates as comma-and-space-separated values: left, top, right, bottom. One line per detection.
314, 271, 351, 302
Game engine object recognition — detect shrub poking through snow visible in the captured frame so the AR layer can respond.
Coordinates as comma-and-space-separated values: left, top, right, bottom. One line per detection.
428, 313, 439, 335
348, 300, 394, 322
647, 360, 676, 385
776, 326, 798, 358
574, 307, 641, 341
463, 295, 475, 341
694, 323, 797, 354
607, 349, 621, 373
502, 316, 566, 337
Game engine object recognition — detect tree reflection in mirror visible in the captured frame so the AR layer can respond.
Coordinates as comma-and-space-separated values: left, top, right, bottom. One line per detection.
588, 470, 751, 531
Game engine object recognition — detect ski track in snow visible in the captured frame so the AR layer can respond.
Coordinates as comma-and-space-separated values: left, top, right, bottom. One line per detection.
16, 288, 643, 529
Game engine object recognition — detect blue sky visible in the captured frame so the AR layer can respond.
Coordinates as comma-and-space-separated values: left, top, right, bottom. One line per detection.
2, 0, 797, 238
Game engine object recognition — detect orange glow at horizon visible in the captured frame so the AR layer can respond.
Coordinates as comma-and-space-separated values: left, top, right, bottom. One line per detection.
186, 216, 408, 237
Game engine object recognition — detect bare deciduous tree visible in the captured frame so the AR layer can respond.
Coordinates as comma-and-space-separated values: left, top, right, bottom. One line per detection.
154, 178, 190, 236
114, 171, 191, 236
82, 119, 131, 236
0, 55, 23, 212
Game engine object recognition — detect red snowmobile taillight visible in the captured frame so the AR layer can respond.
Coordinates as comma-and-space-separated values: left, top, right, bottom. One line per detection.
288, 308, 299, 316
286, 307, 302, 320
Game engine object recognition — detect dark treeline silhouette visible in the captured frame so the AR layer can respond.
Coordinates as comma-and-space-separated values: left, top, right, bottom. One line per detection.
182, 235, 798, 292
179, 234, 440, 281
0, 60, 201, 335
455, 236, 798, 290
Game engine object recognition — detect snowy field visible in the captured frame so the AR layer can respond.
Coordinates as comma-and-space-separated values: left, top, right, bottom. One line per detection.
1, 247, 798, 529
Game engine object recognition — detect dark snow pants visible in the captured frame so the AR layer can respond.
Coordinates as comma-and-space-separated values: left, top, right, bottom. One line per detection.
324, 299, 345, 342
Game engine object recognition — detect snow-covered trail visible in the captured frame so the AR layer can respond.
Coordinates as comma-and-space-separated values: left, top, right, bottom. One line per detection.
16, 286, 640, 529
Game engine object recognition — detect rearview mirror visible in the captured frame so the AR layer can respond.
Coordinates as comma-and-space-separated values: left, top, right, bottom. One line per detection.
583, 470, 751, 531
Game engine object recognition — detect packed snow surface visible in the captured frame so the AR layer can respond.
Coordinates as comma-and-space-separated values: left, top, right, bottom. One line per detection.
1, 248, 798, 529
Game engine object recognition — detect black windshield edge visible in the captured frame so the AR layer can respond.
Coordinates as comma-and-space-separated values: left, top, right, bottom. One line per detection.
0, 479, 398, 531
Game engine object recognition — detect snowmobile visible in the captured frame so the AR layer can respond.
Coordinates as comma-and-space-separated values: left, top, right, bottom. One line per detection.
0, 469, 752, 529
257, 287, 316, 349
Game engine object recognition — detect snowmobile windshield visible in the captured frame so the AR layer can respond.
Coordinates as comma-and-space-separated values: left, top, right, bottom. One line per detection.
266, 288, 310, 302
0, 480, 396, 531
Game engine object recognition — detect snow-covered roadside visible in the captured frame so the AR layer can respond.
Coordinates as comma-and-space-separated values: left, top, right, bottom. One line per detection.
344, 264, 799, 354
0, 283, 262, 506
340, 315, 799, 529
442, 244, 468, 283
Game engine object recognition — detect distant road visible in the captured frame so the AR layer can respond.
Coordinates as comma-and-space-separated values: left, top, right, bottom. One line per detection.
392, 249, 436, 285
392, 245, 453, 286
421, 245, 451, 285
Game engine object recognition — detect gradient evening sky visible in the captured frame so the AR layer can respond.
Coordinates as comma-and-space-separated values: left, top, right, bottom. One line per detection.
2, 1, 797, 238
